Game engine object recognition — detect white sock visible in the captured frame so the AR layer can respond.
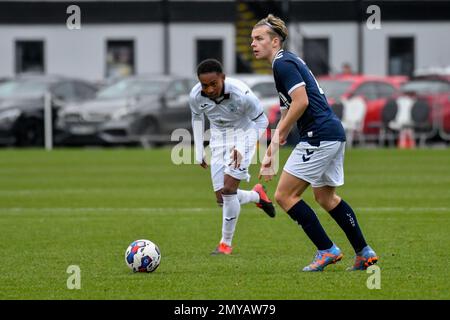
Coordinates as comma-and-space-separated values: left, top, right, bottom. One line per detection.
220, 194, 241, 246
237, 189, 260, 205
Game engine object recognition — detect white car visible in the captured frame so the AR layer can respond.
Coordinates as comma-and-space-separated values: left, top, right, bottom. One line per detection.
229, 74, 279, 114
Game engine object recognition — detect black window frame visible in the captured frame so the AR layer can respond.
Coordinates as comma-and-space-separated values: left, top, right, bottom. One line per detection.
303, 37, 330, 77
388, 36, 415, 77
196, 39, 224, 68
105, 39, 136, 79
15, 39, 45, 74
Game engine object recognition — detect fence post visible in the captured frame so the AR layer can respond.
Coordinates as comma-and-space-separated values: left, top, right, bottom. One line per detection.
44, 92, 53, 150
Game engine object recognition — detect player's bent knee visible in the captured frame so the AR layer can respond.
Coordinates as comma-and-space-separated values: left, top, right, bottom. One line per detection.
274, 190, 291, 210
314, 194, 326, 207
222, 186, 237, 195
274, 190, 284, 206
314, 193, 340, 212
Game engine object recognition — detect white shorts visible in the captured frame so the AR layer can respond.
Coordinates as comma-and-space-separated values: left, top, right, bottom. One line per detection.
283, 141, 345, 188
210, 141, 256, 192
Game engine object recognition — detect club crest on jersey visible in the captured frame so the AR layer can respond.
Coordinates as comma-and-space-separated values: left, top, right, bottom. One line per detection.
228, 104, 237, 112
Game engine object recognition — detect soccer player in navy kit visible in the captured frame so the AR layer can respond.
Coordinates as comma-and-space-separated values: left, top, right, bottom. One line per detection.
251, 15, 378, 271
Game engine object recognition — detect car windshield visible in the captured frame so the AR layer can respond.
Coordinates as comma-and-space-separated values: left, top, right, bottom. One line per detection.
0, 80, 50, 98
97, 79, 167, 99
400, 80, 450, 94
317, 80, 353, 100
251, 82, 277, 98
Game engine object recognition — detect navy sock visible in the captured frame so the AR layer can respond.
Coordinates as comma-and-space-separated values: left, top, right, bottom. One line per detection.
328, 199, 367, 253
287, 200, 333, 250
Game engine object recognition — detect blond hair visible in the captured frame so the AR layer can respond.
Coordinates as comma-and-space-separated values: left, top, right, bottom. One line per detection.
254, 14, 288, 43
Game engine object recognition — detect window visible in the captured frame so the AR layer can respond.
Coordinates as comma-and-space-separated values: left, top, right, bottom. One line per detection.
106, 40, 135, 79
186, 79, 198, 90
401, 80, 450, 95
74, 81, 98, 101
319, 80, 353, 101
52, 82, 76, 101
196, 39, 223, 67
376, 82, 396, 99
388, 37, 414, 77
251, 82, 277, 98
353, 83, 378, 101
15, 41, 45, 74
303, 38, 329, 76
166, 80, 190, 99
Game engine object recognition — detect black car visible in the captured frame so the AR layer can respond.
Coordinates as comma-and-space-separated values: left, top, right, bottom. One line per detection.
56, 75, 197, 146
0, 75, 98, 146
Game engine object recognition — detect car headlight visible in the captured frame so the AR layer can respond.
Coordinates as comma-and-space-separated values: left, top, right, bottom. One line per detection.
0, 109, 21, 124
112, 108, 128, 120
112, 108, 137, 121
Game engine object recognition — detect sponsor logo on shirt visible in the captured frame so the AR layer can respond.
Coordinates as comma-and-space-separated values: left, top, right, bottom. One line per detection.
200, 103, 212, 109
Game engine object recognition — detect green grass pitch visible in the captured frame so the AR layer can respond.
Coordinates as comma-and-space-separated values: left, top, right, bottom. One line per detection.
0, 147, 449, 300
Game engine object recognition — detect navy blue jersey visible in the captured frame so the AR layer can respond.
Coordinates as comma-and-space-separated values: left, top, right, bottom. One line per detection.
272, 50, 346, 144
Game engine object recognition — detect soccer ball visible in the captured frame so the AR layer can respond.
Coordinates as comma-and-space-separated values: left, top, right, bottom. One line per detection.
125, 239, 161, 273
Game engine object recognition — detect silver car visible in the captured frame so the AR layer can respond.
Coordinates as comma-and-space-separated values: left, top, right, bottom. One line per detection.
56, 75, 196, 146
229, 74, 279, 114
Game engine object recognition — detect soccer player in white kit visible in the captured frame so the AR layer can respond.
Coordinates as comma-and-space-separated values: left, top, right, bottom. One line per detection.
190, 59, 276, 255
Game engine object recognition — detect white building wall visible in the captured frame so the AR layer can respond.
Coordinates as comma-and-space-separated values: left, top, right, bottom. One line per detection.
288, 22, 359, 74
169, 23, 235, 76
0, 24, 164, 82
364, 22, 450, 75
1, 21, 450, 80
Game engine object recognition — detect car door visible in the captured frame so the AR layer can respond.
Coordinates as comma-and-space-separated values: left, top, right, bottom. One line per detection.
161, 79, 192, 133
352, 81, 389, 134
369, 82, 397, 134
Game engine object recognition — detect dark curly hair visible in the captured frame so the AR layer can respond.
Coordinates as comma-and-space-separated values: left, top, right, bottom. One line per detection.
196, 59, 223, 76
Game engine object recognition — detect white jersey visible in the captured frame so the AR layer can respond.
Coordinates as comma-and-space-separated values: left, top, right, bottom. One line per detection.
189, 77, 267, 164
189, 77, 264, 132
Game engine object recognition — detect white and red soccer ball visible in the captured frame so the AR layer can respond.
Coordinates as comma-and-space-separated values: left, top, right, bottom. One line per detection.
125, 239, 161, 273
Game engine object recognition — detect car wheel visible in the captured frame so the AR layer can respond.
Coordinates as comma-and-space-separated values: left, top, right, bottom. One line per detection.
16, 118, 44, 147
140, 118, 163, 148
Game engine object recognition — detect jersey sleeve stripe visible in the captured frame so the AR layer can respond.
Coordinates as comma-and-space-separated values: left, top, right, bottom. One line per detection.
288, 82, 306, 95
251, 112, 264, 121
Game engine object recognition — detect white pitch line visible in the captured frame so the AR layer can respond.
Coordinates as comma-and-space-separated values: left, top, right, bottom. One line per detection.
0, 207, 449, 214
0, 207, 212, 213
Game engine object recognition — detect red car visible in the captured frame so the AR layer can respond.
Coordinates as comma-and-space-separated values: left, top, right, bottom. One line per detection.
398, 74, 450, 136
266, 74, 407, 141
317, 75, 407, 135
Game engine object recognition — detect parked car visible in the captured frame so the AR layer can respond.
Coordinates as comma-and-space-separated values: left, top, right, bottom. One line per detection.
266, 74, 407, 144
0, 77, 11, 84
398, 74, 450, 136
317, 74, 407, 135
0, 75, 98, 146
56, 75, 197, 146
230, 74, 278, 114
